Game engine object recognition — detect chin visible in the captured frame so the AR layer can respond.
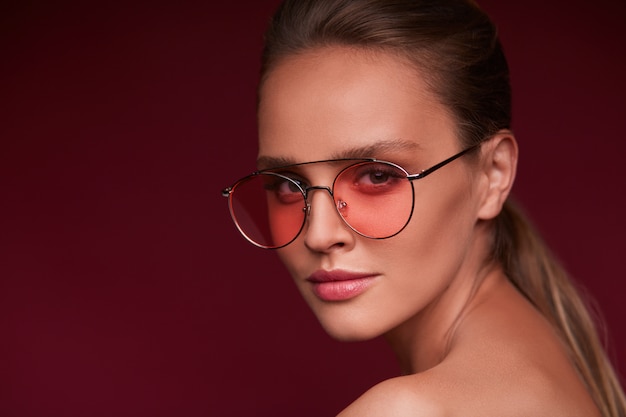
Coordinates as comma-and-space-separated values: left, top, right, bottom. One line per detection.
300, 289, 391, 342
316, 317, 385, 343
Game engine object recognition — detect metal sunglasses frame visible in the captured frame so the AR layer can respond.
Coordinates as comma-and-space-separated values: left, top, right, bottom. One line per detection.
222, 144, 480, 249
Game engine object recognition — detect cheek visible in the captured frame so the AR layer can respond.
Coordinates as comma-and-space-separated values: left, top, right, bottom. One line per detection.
267, 202, 305, 247
392, 175, 478, 272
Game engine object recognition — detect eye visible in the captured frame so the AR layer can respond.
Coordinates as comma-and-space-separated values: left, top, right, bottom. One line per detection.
263, 174, 307, 204
367, 169, 393, 184
342, 162, 407, 194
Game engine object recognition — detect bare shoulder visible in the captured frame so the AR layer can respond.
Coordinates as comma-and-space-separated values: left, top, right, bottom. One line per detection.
336, 351, 597, 417
337, 278, 601, 417
336, 373, 447, 417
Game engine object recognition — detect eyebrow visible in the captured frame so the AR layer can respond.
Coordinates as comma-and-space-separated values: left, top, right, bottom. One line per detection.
256, 139, 420, 170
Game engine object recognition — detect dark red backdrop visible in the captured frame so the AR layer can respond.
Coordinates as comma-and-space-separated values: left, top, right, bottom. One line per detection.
1, 1, 624, 416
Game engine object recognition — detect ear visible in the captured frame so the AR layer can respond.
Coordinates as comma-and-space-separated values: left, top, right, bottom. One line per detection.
476, 130, 518, 220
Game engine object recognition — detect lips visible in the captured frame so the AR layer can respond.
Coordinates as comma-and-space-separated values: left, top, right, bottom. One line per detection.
306, 270, 378, 301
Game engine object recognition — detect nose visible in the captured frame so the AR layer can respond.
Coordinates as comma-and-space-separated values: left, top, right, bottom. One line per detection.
302, 186, 355, 252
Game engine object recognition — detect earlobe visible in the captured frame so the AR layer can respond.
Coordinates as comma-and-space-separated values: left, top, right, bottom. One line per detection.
476, 131, 518, 220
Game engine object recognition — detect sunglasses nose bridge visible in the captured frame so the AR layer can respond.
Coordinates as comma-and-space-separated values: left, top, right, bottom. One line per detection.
302, 185, 337, 215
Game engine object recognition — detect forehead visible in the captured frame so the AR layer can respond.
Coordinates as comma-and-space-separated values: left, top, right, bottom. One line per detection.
257, 46, 457, 166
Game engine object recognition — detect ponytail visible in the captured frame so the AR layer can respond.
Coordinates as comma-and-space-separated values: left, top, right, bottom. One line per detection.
494, 199, 626, 417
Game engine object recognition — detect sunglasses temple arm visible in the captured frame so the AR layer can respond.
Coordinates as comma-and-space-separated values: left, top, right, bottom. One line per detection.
407, 145, 479, 181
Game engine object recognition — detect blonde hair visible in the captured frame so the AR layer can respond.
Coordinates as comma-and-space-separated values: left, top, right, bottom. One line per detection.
494, 199, 626, 417
259, 0, 626, 415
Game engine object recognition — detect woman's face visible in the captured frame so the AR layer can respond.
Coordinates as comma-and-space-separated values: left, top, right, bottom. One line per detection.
257, 47, 488, 342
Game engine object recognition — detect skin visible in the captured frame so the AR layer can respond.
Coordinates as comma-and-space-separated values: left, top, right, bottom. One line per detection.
257, 46, 600, 416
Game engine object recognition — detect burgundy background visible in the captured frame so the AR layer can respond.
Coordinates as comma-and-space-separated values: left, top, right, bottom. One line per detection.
1, 1, 624, 416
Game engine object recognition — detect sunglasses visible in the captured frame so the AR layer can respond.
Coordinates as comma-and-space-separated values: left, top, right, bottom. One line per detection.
222, 144, 479, 249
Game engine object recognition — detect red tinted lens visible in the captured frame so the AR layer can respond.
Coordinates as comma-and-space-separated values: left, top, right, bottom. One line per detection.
229, 173, 306, 248
333, 161, 413, 238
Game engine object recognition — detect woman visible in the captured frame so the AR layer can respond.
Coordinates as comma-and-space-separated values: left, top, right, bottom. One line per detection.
222, 0, 626, 415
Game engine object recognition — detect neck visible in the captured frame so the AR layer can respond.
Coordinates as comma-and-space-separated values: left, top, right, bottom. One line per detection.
383, 229, 503, 374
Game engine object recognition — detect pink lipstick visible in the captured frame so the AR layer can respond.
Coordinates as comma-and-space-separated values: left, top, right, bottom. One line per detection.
307, 270, 378, 301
